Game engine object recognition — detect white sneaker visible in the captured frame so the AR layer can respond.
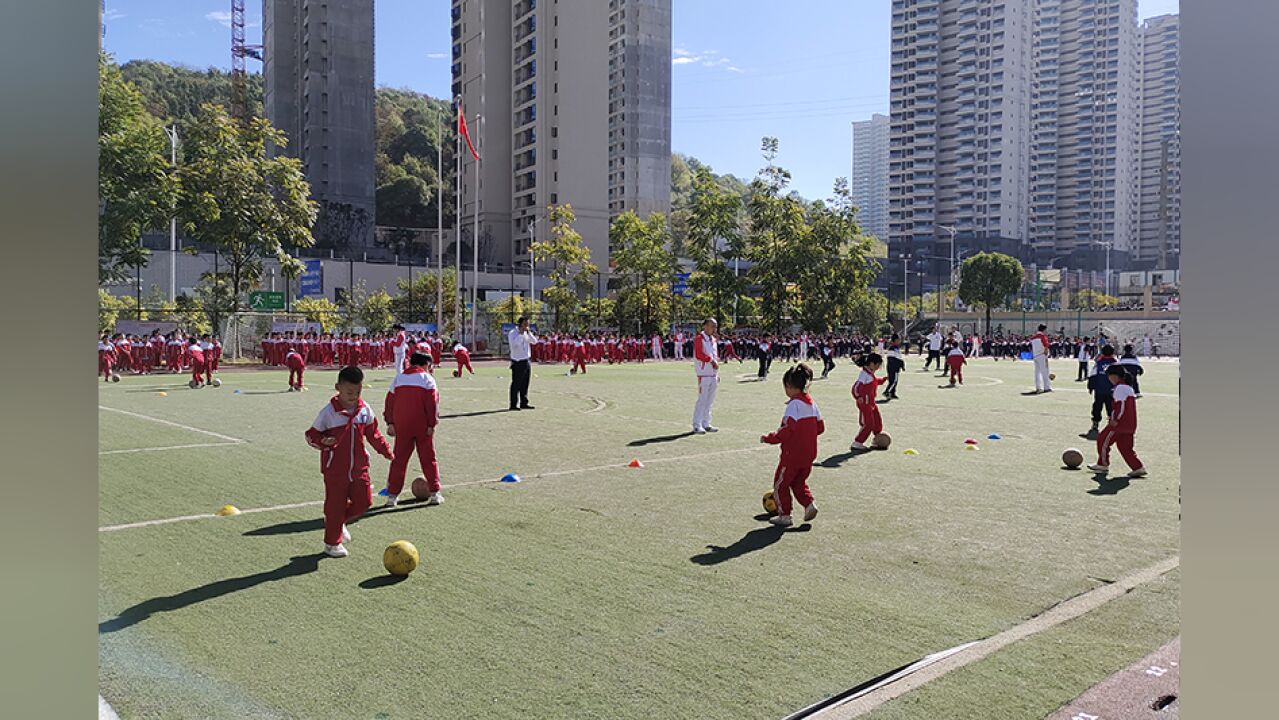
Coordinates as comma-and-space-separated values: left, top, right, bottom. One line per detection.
704, 425, 719, 433
383, 494, 399, 508
803, 504, 818, 522
850, 442, 869, 451
1128, 467, 1148, 478
769, 514, 794, 528
693, 426, 706, 434
324, 543, 348, 558
1087, 464, 1109, 474
427, 491, 444, 506
341, 524, 351, 543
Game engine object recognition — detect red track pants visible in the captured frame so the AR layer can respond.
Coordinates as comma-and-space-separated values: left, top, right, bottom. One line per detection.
386, 432, 440, 496
322, 471, 372, 546
854, 405, 883, 444
772, 463, 814, 517
1097, 427, 1142, 470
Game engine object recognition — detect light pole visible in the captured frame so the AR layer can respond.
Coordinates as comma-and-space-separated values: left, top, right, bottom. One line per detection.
163, 125, 179, 302
1092, 240, 1113, 297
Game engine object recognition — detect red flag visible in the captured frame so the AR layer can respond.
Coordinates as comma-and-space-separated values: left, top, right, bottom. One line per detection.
458, 109, 480, 161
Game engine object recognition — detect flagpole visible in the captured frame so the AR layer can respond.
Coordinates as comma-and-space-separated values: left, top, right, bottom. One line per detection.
436, 112, 443, 333
454, 101, 462, 341
471, 113, 481, 346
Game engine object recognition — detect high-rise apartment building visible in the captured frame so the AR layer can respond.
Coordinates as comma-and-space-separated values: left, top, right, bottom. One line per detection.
451, 0, 671, 279
888, 0, 1034, 269
264, 0, 377, 247
1029, 0, 1140, 267
1136, 13, 1180, 269
851, 114, 891, 241
607, 0, 673, 222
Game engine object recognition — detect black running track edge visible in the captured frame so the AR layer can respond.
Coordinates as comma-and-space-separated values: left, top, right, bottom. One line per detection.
779, 656, 929, 720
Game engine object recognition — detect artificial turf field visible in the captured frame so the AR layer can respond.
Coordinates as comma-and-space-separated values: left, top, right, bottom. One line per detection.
98, 355, 1180, 720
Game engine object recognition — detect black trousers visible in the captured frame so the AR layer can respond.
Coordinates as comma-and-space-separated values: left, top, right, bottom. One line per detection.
821, 355, 835, 377
1091, 394, 1113, 424
1077, 361, 1089, 381
885, 368, 900, 396
509, 359, 531, 408
757, 354, 771, 378
925, 349, 940, 370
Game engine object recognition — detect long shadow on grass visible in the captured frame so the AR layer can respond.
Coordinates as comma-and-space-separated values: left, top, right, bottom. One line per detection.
440, 408, 513, 419
1088, 476, 1131, 495
816, 450, 869, 468
690, 525, 811, 566
98, 554, 324, 634
359, 575, 409, 589
243, 503, 436, 537
627, 431, 696, 447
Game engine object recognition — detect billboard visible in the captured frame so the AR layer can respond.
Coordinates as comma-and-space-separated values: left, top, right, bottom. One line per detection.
299, 259, 323, 298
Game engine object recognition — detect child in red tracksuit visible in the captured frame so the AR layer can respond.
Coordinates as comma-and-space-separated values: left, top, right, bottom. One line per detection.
285, 348, 306, 391
946, 342, 966, 386
850, 353, 886, 451
381, 352, 444, 508
305, 366, 394, 557
1088, 366, 1148, 478
760, 364, 824, 528
452, 341, 474, 377
187, 339, 207, 387
98, 335, 116, 381
571, 338, 588, 374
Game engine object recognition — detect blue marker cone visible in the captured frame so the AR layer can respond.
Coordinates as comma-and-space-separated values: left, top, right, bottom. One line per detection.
987, 434, 1002, 440
233, 389, 241, 394
500, 473, 521, 483
377, 488, 389, 496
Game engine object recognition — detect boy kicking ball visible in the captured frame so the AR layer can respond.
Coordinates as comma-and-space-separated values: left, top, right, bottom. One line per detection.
305, 366, 394, 558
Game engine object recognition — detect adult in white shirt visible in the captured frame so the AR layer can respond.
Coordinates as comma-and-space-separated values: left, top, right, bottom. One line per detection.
652, 333, 664, 361
507, 316, 538, 410
692, 318, 721, 434
674, 331, 686, 360
925, 330, 944, 372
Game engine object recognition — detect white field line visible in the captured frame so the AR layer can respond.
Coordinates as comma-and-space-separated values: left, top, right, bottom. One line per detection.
98, 695, 121, 720
100, 442, 243, 456
811, 555, 1181, 719
98, 444, 771, 533
99, 406, 247, 443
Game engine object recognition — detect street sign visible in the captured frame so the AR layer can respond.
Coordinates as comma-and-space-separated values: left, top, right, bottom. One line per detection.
673, 272, 692, 298
299, 259, 323, 298
248, 291, 285, 311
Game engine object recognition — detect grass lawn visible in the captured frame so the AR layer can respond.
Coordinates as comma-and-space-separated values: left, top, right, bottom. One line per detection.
98, 355, 1180, 719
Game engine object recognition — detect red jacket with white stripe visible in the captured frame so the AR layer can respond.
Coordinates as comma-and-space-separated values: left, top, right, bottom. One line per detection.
1110, 383, 1138, 433
762, 394, 825, 466
383, 367, 439, 434
694, 332, 719, 377
305, 397, 393, 480
1030, 332, 1050, 359
852, 369, 882, 409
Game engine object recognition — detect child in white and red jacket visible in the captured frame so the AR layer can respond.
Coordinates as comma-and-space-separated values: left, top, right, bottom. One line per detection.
452, 341, 474, 377
305, 366, 394, 557
760, 364, 824, 528
850, 352, 886, 451
381, 352, 444, 507
946, 341, 967, 386
98, 334, 116, 381
1088, 365, 1148, 478
285, 347, 306, 391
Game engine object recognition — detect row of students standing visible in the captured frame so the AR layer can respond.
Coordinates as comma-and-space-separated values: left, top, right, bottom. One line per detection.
98, 332, 221, 380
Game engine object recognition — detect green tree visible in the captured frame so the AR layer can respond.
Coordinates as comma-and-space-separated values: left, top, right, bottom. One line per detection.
792, 179, 881, 331
293, 297, 342, 333
958, 252, 1025, 334
684, 168, 744, 323
389, 268, 461, 332
744, 138, 807, 332
532, 204, 598, 331
1071, 288, 1120, 310
610, 211, 678, 335
175, 102, 317, 321
359, 289, 395, 334
487, 294, 546, 333
99, 53, 179, 284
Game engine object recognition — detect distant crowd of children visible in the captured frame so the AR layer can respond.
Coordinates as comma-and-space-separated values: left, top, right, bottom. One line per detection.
97, 331, 222, 385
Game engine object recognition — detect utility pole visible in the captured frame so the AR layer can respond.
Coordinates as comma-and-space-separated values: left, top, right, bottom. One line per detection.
436, 112, 444, 333
163, 125, 179, 302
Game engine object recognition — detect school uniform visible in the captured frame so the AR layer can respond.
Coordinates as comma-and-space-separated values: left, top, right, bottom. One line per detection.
1030, 331, 1052, 392
946, 346, 966, 384
692, 332, 720, 431
383, 367, 442, 498
1118, 354, 1144, 395
285, 349, 306, 390
762, 394, 824, 517
1096, 383, 1144, 472
305, 398, 393, 547
852, 369, 884, 445
885, 347, 905, 397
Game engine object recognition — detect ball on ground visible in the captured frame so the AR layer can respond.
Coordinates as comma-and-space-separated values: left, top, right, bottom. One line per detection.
189, 379, 201, 389
1049, 373, 1057, 381
1062, 448, 1084, 469
873, 432, 892, 450
383, 540, 420, 576
762, 490, 778, 515
410, 476, 432, 500
453, 369, 461, 377
111, 373, 120, 383
212, 378, 222, 387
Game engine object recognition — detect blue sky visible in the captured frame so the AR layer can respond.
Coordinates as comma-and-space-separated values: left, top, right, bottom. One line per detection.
103, 0, 1180, 202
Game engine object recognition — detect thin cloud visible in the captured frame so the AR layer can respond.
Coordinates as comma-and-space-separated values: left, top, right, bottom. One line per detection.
672, 49, 743, 72
427, 52, 449, 59
206, 11, 233, 28
103, 9, 126, 21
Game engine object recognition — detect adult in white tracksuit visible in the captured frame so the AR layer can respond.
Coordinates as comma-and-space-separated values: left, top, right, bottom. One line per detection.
692, 319, 720, 434
1030, 324, 1052, 393
652, 333, 664, 360
674, 331, 686, 360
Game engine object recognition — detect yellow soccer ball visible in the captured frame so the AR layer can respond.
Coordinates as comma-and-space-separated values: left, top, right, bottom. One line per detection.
762, 490, 778, 515
383, 540, 420, 576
